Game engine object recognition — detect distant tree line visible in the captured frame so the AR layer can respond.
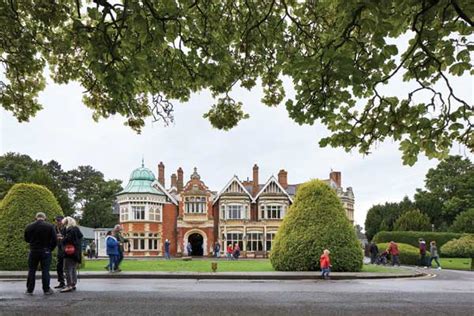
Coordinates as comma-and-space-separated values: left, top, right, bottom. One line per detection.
0, 152, 122, 228
365, 155, 474, 240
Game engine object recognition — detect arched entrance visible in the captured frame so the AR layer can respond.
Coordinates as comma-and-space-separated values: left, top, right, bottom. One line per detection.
188, 233, 204, 256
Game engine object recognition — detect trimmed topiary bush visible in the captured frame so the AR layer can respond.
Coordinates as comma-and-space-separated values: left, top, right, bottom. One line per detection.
270, 180, 363, 272
373, 231, 464, 253
376, 243, 429, 266
0, 183, 63, 270
441, 235, 474, 270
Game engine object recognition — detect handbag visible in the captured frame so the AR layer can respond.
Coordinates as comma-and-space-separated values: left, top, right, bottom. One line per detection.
64, 244, 75, 255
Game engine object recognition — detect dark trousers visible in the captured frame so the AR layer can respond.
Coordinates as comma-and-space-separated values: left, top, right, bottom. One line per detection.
420, 254, 427, 266
117, 250, 124, 268
57, 254, 65, 285
27, 250, 52, 293
370, 253, 377, 264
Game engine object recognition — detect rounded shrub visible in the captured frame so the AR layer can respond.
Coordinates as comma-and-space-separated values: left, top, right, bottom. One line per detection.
441, 235, 474, 270
270, 180, 363, 272
0, 183, 63, 270
376, 243, 429, 266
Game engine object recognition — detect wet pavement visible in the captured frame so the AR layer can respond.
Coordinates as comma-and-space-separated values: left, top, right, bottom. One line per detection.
0, 269, 472, 315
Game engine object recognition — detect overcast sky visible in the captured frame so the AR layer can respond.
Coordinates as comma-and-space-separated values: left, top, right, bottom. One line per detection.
1, 69, 472, 228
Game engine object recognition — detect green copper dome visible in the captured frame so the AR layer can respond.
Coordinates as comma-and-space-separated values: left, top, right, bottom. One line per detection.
130, 167, 156, 181
118, 163, 165, 196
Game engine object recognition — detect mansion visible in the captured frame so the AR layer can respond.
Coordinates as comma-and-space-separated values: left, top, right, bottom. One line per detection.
116, 163, 354, 257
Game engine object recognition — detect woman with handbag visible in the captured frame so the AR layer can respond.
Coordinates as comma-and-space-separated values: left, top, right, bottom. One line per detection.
60, 217, 83, 293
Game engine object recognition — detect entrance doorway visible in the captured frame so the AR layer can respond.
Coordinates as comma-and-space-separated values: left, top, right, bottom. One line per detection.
188, 233, 204, 256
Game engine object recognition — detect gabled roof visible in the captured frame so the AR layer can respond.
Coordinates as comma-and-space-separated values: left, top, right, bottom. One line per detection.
152, 181, 178, 205
213, 175, 253, 205
254, 176, 293, 203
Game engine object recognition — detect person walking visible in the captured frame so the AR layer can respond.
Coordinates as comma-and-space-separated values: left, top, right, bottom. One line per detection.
232, 243, 241, 260
186, 241, 193, 256
60, 217, 83, 293
106, 231, 119, 272
54, 215, 66, 289
387, 241, 400, 266
113, 224, 128, 271
429, 241, 442, 270
214, 242, 221, 258
419, 238, 428, 268
369, 242, 379, 264
164, 239, 171, 259
90, 240, 97, 259
320, 249, 332, 280
85, 244, 91, 259
24, 212, 57, 295
226, 243, 233, 260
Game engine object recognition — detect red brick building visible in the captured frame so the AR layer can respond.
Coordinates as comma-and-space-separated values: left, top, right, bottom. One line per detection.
118, 162, 354, 257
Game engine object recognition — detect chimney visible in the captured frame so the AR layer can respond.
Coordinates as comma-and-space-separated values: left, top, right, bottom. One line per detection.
158, 162, 165, 187
278, 169, 288, 189
177, 167, 184, 192
252, 164, 259, 195
329, 171, 342, 188
171, 173, 177, 189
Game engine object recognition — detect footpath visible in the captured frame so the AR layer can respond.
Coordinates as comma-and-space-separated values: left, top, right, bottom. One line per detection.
0, 269, 426, 280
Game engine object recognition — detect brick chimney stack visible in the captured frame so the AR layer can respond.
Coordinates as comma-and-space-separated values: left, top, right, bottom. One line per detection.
177, 167, 184, 192
329, 171, 342, 188
252, 164, 259, 195
171, 173, 177, 188
158, 162, 165, 187
278, 169, 288, 189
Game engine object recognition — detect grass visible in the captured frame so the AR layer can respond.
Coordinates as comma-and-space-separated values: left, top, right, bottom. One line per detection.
439, 258, 472, 271
81, 259, 410, 273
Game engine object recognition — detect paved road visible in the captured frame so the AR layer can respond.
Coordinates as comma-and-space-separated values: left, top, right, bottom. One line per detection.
0, 269, 472, 315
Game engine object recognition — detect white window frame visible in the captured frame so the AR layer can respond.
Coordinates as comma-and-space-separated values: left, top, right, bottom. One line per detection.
247, 233, 263, 251
132, 206, 145, 220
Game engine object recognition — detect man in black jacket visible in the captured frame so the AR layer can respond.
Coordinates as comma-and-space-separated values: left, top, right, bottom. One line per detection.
24, 212, 57, 295
54, 216, 66, 289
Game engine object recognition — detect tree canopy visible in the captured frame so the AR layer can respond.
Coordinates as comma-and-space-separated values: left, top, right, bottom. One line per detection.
414, 155, 474, 227
393, 209, 431, 231
364, 196, 414, 240
0, 153, 122, 227
1, 0, 472, 164
365, 155, 473, 238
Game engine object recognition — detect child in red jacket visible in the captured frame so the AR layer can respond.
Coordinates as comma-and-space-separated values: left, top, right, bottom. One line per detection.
320, 249, 332, 280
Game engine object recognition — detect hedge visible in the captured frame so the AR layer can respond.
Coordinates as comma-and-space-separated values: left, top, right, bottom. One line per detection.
270, 180, 363, 272
372, 231, 464, 253
376, 243, 430, 266
441, 235, 474, 270
0, 183, 63, 270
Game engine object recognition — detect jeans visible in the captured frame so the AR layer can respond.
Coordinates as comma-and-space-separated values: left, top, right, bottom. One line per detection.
165, 251, 171, 259
391, 255, 400, 266
321, 267, 330, 278
430, 256, 441, 268
57, 253, 65, 285
108, 255, 118, 271
214, 251, 220, 258
27, 250, 52, 293
64, 258, 78, 287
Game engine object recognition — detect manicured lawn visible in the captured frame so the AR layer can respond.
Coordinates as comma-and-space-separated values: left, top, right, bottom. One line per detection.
82, 259, 409, 273
439, 258, 472, 271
